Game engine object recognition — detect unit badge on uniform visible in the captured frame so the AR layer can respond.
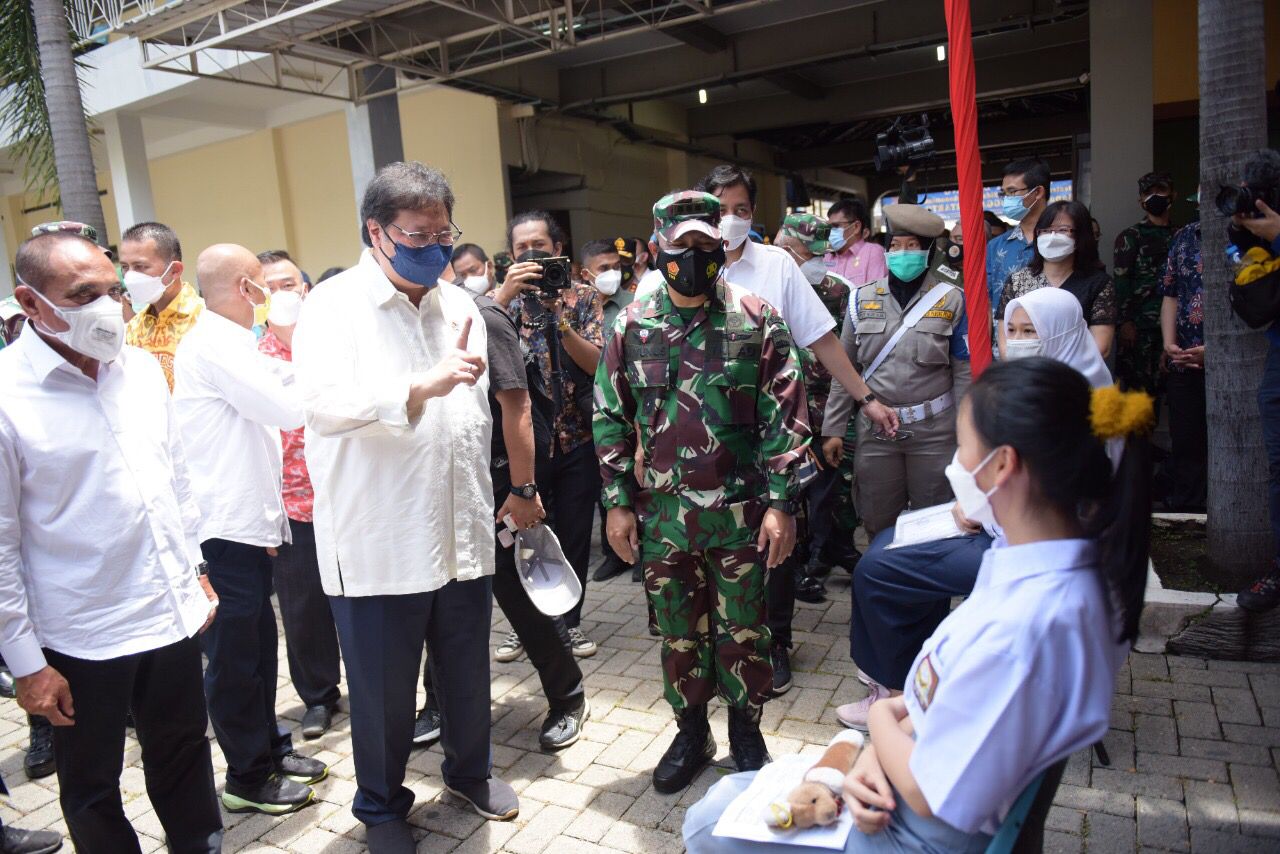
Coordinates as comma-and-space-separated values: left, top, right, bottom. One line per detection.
638, 329, 652, 343
913, 653, 939, 711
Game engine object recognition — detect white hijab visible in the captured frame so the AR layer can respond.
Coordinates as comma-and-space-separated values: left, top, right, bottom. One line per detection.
1005, 287, 1113, 389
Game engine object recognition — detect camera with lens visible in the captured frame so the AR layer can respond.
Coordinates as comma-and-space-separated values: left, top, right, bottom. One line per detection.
532, 256, 573, 297
874, 115, 936, 173
1216, 183, 1280, 219
493, 251, 513, 284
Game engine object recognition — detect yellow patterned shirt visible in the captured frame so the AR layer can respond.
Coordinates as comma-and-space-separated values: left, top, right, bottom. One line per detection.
125, 282, 205, 392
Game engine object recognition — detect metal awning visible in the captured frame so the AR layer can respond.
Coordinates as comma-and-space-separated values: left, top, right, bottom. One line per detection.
72, 0, 779, 103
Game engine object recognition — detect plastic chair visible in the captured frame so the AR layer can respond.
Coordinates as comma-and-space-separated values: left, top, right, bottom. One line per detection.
983, 758, 1068, 854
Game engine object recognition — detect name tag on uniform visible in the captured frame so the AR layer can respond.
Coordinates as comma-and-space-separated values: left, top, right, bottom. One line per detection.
923, 309, 954, 321
913, 653, 939, 711
935, 264, 959, 281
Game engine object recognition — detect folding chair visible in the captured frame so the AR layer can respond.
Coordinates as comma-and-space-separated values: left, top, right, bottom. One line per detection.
983, 758, 1068, 854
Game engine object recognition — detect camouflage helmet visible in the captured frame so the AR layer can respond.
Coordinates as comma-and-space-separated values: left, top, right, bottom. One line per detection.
31, 220, 114, 259
652, 191, 722, 245
780, 212, 832, 254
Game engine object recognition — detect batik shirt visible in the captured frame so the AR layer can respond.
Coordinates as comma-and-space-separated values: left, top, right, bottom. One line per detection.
258, 329, 314, 522
1159, 221, 1203, 372
126, 282, 205, 392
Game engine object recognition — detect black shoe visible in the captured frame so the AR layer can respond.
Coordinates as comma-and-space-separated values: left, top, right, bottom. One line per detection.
1238, 565, 1280, 612
276, 751, 328, 785
0, 665, 15, 700
770, 645, 792, 696
805, 551, 832, 580
728, 705, 772, 772
593, 555, 629, 582
0, 826, 62, 854
822, 541, 863, 574
539, 700, 589, 751
301, 703, 336, 739
445, 777, 519, 821
24, 716, 54, 780
652, 704, 716, 794
222, 773, 314, 815
413, 707, 442, 745
793, 573, 827, 604
632, 562, 644, 582
366, 818, 415, 854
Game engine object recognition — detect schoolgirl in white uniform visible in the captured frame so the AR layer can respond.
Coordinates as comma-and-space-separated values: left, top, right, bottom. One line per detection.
684, 357, 1154, 852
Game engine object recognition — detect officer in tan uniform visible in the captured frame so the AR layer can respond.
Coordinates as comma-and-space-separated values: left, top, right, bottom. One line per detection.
821, 204, 971, 536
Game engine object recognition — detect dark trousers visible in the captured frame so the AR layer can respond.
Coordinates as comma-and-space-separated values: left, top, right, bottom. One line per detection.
538, 442, 600, 628
850, 527, 992, 691
1261, 339, 1280, 558
805, 465, 844, 562
272, 520, 342, 708
200, 538, 292, 789
1165, 370, 1208, 512
331, 578, 493, 826
48, 637, 222, 854
426, 470, 585, 714
766, 554, 795, 650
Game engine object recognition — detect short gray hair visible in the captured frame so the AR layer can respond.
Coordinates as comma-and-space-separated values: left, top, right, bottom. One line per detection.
360, 161, 455, 246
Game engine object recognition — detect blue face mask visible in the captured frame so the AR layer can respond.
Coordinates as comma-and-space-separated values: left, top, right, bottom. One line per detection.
1001, 190, 1034, 222
378, 232, 453, 287
828, 227, 846, 252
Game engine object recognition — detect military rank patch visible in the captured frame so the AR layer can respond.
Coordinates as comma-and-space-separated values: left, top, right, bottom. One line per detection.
913, 653, 939, 711
860, 301, 883, 311
875, 287, 887, 295
923, 309, 954, 321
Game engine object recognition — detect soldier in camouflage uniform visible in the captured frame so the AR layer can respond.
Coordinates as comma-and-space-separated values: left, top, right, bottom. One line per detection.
1114, 172, 1176, 397
775, 213, 857, 604
594, 191, 812, 793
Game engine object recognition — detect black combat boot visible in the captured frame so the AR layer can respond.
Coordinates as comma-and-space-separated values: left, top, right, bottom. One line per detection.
652, 704, 716, 793
728, 705, 771, 773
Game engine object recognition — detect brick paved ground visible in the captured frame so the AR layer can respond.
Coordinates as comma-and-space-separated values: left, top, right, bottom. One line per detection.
1, 570, 1277, 852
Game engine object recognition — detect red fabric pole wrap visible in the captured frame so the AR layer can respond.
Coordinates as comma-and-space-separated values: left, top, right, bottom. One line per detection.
945, 0, 992, 376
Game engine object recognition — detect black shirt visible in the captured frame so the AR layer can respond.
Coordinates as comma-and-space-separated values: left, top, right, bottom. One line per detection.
474, 295, 552, 466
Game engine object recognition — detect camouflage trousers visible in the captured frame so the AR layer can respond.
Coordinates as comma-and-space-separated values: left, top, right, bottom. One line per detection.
1117, 324, 1163, 398
639, 499, 773, 710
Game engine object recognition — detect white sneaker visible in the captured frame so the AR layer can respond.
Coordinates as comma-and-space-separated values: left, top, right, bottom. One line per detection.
835, 680, 891, 732
495, 630, 524, 662
567, 627, 597, 658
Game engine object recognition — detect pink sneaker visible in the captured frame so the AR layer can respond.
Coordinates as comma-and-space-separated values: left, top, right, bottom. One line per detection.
835, 680, 891, 731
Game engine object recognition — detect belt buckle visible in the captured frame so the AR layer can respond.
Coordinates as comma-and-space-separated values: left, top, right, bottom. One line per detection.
897, 406, 917, 426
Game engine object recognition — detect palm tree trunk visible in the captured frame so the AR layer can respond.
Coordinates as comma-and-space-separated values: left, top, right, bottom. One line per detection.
29, 0, 107, 245
1199, 0, 1270, 586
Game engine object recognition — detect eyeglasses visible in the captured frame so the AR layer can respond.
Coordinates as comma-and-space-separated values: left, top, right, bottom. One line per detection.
1036, 226, 1075, 236
389, 222, 463, 248
998, 186, 1031, 198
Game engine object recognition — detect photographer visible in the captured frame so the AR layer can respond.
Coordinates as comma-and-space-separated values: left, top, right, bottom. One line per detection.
1226, 149, 1280, 612
493, 212, 604, 656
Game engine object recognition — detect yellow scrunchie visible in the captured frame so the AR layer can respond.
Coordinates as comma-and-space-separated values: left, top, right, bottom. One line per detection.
1090, 385, 1155, 440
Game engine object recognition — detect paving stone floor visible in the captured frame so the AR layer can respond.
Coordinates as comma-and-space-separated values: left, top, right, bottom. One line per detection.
0, 570, 1277, 853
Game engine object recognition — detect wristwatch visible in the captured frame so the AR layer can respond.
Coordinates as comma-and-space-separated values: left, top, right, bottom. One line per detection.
194, 561, 210, 578
860, 391, 877, 405
768, 499, 800, 515
511, 483, 538, 500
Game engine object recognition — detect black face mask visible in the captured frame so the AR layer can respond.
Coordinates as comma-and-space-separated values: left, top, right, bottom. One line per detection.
620, 263, 635, 288
657, 246, 726, 298
943, 239, 963, 264
1142, 194, 1171, 217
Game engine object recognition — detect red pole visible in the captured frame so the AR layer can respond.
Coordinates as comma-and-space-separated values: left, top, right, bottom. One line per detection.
945, 0, 992, 376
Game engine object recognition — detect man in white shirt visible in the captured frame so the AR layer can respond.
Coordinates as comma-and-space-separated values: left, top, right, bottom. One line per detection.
691, 164, 901, 695
174, 243, 327, 817
293, 161, 517, 853
0, 232, 221, 852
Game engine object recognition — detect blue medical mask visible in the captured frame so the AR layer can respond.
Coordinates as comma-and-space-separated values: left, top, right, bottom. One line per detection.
1001, 189, 1035, 221
378, 232, 453, 287
828, 227, 846, 252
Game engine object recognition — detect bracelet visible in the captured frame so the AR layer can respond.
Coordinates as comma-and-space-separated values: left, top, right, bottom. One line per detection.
558, 317, 572, 333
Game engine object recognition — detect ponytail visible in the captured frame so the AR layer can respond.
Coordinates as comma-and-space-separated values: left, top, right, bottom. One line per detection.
967, 361, 1154, 645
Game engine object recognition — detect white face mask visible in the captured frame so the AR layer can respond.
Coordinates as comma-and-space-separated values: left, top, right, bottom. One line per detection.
720, 215, 751, 250
1004, 338, 1043, 360
592, 269, 622, 297
31, 289, 126, 363
267, 289, 303, 327
1036, 233, 1075, 261
459, 275, 490, 296
122, 261, 175, 307
944, 447, 1001, 529
799, 256, 828, 285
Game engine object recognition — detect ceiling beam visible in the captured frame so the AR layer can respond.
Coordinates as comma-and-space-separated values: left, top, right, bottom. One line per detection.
665, 21, 728, 53
762, 72, 825, 101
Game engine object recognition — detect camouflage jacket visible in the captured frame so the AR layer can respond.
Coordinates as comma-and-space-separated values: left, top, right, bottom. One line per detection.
800, 272, 851, 435
1113, 221, 1174, 328
593, 281, 813, 514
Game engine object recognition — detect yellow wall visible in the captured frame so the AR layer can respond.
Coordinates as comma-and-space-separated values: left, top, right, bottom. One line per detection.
272, 112, 362, 273
1154, 0, 1280, 104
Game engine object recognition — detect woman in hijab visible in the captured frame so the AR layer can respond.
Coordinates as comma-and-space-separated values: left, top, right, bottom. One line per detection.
831, 285, 1115, 731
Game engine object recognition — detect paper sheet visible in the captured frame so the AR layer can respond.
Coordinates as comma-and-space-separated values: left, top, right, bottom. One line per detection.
711, 755, 854, 849
886, 502, 966, 550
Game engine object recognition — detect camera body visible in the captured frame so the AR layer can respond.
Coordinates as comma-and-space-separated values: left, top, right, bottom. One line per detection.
493, 251, 513, 285
532, 256, 573, 297
1216, 184, 1280, 219
874, 115, 936, 173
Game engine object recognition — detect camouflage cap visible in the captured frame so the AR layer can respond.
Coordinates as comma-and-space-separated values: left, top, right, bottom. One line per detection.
1138, 171, 1173, 194
30, 220, 114, 259
653, 191, 722, 244
780, 213, 831, 254
884, 204, 945, 239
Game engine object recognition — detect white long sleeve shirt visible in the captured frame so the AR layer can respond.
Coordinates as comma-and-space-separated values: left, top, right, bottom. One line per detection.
0, 326, 212, 677
173, 309, 303, 547
292, 251, 494, 597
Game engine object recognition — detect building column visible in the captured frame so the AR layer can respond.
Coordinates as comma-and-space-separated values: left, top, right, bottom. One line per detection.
102, 112, 156, 234
0, 220, 13, 297
1089, 0, 1153, 267
345, 66, 404, 225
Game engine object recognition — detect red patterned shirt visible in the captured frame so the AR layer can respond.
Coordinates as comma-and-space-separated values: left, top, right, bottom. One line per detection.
258, 330, 313, 522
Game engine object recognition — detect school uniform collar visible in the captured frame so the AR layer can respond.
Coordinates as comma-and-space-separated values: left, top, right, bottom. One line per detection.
975, 538, 1096, 591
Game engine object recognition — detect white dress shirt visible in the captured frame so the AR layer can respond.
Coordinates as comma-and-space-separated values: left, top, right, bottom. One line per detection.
173, 309, 303, 547
0, 326, 212, 677
293, 250, 494, 597
904, 538, 1128, 835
